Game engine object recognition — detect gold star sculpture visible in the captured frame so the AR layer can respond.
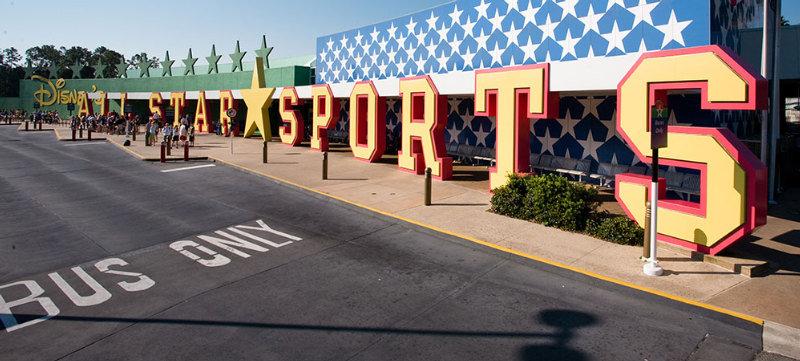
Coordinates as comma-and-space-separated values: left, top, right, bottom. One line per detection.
241, 56, 275, 141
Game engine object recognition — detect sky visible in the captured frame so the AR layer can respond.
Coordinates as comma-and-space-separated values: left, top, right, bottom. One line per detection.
0, 0, 446, 62
0, 0, 799, 64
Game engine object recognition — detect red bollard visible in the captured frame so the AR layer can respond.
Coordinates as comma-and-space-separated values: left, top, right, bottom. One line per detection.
183, 142, 189, 161
37, 122, 42, 130
71, 128, 76, 141
24, 121, 29, 131
88, 129, 92, 141
166, 140, 172, 156
160, 142, 166, 163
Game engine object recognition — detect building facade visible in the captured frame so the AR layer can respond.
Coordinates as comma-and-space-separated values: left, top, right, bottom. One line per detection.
3, 0, 782, 256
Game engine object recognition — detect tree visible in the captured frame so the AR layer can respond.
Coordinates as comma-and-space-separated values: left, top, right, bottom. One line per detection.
25, 45, 63, 68
60, 46, 93, 78
90, 47, 124, 78
128, 52, 160, 69
0, 48, 23, 97
780, 15, 790, 27
0, 48, 22, 67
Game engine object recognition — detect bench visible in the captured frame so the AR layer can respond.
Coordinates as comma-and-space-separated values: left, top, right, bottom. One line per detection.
531, 154, 591, 182
448, 143, 496, 166
327, 129, 348, 144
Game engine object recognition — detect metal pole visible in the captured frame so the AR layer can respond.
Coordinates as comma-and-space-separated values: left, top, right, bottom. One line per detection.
24, 121, 29, 131
769, 0, 781, 203
166, 139, 172, 156
160, 142, 166, 163
642, 201, 651, 260
424, 167, 432, 206
88, 127, 92, 141
263, 141, 268, 164
643, 149, 663, 276
322, 151, 328, 180
760, 1, 772, 164
79, 127, 83, 138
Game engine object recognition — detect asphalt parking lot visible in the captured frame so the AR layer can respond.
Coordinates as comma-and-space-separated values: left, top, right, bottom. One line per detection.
0, 127, 765, 360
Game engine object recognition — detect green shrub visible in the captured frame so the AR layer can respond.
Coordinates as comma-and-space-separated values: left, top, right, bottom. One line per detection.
491, 174, 643, 247
490, 174, 533, 220
586, 213, 644, 246
523, 174, 598, 231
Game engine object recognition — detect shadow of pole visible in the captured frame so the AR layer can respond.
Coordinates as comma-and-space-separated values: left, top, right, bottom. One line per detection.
3, 309, 597, 354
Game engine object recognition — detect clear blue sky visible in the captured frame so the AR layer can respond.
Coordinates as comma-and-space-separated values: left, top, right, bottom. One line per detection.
0, 0, 798, 62
0, 0, 447, 61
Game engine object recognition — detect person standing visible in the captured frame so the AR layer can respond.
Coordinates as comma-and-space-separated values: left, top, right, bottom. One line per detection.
179, 122, 188, 147
149, 118, 158, 146
188, 124, 195, 147
162, 122, 172, 146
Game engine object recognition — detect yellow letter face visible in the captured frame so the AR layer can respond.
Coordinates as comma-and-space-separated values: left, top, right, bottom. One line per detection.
95, 91, 108, 116
119, 92, 128, 117
615, 46, 767, 255
349, 81, 385, 162
149, 92, 164, 121
398, 76, 453, 179
310, 84, 339, 151
474, 64, 558, 190
241, 57, 275, 141
278, 87, 305, 146
170, 92, 186, 126
77, 92, 93, 117
195, 91, 210, 133
219, 90, 236, 135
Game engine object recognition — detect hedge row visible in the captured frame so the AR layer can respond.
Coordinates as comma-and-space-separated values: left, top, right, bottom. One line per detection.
490, 174, 644, 246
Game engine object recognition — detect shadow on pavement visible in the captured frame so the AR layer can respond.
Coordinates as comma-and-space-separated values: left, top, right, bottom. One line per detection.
4, 309, 597, 360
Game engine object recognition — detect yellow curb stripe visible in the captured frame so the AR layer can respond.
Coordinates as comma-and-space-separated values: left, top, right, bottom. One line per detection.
107, 137, 763, 326
210, 156, 763, 326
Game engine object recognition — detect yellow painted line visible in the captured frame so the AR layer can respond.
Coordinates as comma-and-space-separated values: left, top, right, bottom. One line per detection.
210, 156, 763, 326
104, 136, 763, 326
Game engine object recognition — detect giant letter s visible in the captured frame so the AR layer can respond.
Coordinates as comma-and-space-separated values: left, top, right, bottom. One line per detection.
615, 46, 767, 255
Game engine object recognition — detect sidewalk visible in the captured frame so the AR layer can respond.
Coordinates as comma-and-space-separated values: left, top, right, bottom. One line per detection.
55, 126, 799, 329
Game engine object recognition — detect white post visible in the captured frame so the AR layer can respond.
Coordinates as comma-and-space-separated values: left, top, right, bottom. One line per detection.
643, 180, 663, 276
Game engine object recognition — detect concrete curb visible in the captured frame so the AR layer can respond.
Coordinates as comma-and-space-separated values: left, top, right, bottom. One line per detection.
764, 321, 800, 359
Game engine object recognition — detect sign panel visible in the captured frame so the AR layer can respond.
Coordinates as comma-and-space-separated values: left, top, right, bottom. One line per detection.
650, 103, 668, 149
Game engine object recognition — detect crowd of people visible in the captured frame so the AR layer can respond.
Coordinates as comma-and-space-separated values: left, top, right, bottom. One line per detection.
0, 109, 26, 123
142, 113, 196, 148
5, 108, 218, 150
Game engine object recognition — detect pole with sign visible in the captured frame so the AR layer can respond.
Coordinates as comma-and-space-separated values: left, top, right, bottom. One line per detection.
644, 101, 668, 277
226, 108, 237, 154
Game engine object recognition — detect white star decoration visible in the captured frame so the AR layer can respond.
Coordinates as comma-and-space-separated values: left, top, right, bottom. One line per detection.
631, 0, 658, 27
578, 130, 604, 161
474, 124, 490, 146
317, 0, 696, 83
540, 126, 558, 155
657, 11, 692, 48
603, 21, 630, 52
